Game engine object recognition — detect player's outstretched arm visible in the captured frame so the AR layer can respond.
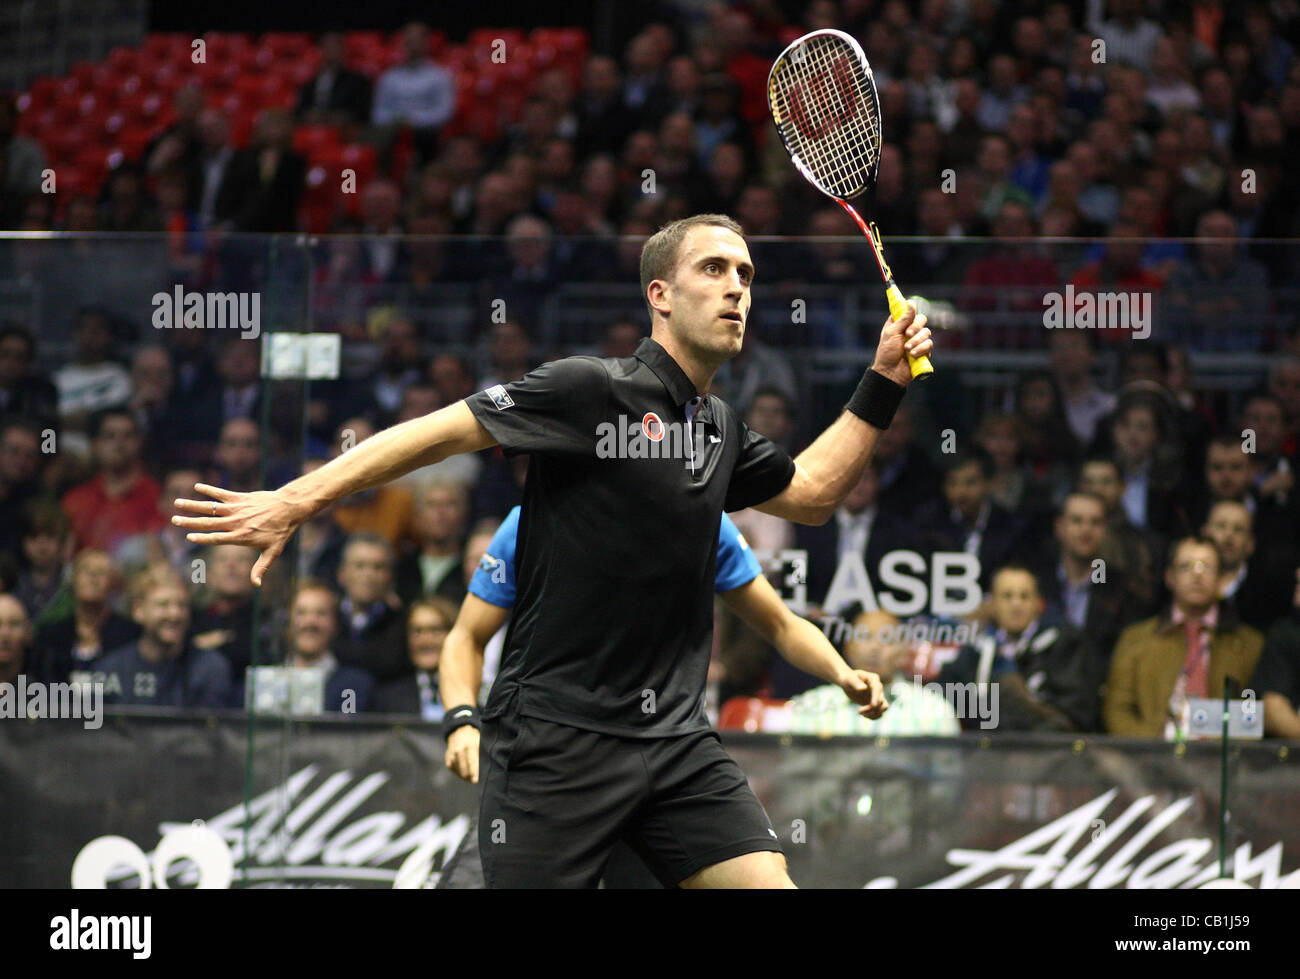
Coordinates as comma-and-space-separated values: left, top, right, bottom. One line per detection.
441, 594, 508, 784
172, 401, 497, 585
721, 575, 886, 718
755, 304, 931, 526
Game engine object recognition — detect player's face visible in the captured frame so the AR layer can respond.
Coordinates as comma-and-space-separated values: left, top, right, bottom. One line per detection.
1205, 444, 1251, 500
991, 571, 1041, 636
408, 607, 449, 673
134, 583, 191, 650
664, 225, 753, 363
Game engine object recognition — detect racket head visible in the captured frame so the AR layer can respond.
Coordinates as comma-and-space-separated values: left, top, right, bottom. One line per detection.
767, 29, 883, 202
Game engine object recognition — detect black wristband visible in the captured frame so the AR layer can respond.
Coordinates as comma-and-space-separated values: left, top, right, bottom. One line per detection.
845, 369, 906, 429
442, 704, 480, 740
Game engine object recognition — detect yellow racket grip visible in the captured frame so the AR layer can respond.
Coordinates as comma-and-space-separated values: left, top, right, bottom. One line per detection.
886, 283, 934, 381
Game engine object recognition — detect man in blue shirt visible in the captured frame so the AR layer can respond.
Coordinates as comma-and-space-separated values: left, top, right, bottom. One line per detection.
85, 563, 231, 709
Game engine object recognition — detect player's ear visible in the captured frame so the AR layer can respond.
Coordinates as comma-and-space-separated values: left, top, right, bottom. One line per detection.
647, 279, 671, 317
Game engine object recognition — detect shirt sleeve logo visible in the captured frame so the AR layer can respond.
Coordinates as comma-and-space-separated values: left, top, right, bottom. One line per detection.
486, 384, 515, 410
642, 412, 664, 441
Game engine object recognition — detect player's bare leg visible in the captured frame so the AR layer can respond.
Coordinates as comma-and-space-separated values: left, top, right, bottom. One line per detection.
678, 851, 797, 889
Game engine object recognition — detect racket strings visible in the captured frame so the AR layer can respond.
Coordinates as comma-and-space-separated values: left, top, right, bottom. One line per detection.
771, 34, 881, 199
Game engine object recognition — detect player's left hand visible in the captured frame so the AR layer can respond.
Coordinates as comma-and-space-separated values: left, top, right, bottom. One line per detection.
838, 668, 888, 719
870, 301, 932, 387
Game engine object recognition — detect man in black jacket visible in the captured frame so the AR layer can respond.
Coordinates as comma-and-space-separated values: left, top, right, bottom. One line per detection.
913, 447, 1024, 591
333, 533, 408, 683
1029, 491, 1148, 677
296, 32, 373, 127
940, 565, 1100, 731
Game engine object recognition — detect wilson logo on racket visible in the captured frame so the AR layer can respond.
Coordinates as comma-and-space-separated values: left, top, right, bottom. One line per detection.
787, 56, 859, 140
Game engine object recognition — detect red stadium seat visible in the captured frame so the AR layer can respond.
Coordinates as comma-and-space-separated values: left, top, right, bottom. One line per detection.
339, 143, 377, 188
293, 124, 342, 159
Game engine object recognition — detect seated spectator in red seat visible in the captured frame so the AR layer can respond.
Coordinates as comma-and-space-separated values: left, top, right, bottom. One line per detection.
279, 580, 374, 713
1104, 537, 1264, 738
61, 408, 164, 555
334, 533, 409, 683
1251, 568, 1300, 738
32, 549, 138, 682
0, 592, 32, 687
88, 563, 232, 709
940, 566, 1100, 731
371, 21, 456, 166
960, 201, 1059, 312
296, 30, 373, 128
14, 499, 71, 625
372, 596, 458, 718
396, 480, 469, 606
221, 108, 306, 233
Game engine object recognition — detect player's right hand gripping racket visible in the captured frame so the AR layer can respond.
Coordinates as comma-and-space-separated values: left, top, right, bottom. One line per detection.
768, 28, 934, 380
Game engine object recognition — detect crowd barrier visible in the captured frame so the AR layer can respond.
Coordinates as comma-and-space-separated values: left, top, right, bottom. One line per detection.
3, 710, 1297, 888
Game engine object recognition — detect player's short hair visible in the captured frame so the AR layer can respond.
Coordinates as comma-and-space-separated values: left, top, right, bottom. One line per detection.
639, 213, 746, 318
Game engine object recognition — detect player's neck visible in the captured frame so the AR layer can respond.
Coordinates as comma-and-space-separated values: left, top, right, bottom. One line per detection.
649, 329, 718, 395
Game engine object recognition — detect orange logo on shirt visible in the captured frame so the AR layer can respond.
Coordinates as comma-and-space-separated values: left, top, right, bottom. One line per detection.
642, 412, 664, 441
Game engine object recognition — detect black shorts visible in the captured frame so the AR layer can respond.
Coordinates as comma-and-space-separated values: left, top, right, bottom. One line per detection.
477, 703, 783, 888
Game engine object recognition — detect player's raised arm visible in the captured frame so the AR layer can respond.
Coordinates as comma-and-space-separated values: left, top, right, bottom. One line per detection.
172, 401, 497, 585
755, 302, 932, 525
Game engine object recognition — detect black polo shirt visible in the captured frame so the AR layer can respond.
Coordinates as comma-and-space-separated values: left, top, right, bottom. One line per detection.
464, 337, 795, 737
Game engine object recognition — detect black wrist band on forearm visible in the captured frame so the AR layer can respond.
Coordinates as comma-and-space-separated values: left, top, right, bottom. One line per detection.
442, 704, 480, 740
845, 369, 906, 429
